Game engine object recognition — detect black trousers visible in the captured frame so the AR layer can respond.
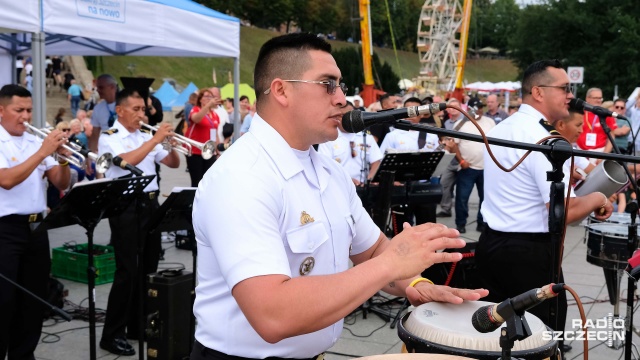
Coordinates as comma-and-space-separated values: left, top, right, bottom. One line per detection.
475, 226, 567, 333
101, 194, 161, 341
187, 154, 216, 187
0, 215, 50, 360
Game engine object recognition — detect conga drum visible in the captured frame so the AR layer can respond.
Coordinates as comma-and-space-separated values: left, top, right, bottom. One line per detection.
359, 355, 471, 360
398, 301, 558, 360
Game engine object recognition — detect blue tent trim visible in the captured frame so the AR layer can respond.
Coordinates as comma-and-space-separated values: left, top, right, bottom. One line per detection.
167, 82, 199, 109
146, 0, 240, 23
154, 81, 180, 111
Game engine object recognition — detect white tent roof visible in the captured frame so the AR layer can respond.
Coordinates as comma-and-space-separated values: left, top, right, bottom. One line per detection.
465, 81, 521, 92
0, 0, 241, 128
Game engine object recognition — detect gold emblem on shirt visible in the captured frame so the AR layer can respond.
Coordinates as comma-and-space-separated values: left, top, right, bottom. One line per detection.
10, 156, 17, 162
300, 211, 315, 225
334, 157, 341, 163
299, 256, 315, 276
102, 129, 118, 135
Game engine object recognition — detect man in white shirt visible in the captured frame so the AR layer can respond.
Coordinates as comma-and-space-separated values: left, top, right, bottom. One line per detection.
450, 98, 495, 233
476, 59, 613, 357
191, 33, 487, 360
0, 85, 70, 359
98, 88, 180, 356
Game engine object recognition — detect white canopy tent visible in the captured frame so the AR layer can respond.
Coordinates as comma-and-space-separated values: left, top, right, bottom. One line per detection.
0, 0, 240, 129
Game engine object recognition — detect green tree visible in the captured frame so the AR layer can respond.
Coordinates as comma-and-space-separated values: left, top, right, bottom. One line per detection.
332, 47, 400, 95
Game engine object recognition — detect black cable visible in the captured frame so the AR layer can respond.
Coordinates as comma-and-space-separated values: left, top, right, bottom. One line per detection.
40, 324, 104, 344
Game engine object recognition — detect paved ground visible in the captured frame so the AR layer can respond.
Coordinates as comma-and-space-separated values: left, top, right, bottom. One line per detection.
30, 128, 640, 360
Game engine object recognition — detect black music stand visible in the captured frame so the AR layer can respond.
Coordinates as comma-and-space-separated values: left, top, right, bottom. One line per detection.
144, 187, 197, 355
36, 175, 154, 360
370, 151, 444, 231
364, 151, 444, 323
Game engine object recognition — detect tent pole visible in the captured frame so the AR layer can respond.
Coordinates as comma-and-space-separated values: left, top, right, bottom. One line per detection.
32, 32, 46, 128
233, 57, 240, 141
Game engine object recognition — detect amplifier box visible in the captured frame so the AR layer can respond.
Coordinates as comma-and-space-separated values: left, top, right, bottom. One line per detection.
146, 269, 194, 360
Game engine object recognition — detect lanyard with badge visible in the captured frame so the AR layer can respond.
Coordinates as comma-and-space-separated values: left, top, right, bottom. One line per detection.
585, 112, 598, 147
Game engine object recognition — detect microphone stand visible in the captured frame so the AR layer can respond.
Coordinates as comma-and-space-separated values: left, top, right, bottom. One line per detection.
0, 271, 73, 322
391, 117, 640, 338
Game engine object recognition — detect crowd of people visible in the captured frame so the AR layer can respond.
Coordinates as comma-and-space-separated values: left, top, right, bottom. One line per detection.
3, 32, 639, 360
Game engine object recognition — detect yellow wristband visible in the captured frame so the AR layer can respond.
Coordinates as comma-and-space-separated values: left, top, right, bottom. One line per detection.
409, 277, 434, 288
59, 161, 69, 167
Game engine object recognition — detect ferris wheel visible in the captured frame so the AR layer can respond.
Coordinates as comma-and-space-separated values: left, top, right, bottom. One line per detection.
415, 0, 466, 93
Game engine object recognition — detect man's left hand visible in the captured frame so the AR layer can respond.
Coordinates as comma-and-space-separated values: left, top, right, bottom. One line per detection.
405, 282, 488, 306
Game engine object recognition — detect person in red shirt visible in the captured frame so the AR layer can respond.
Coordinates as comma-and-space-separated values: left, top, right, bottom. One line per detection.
186, 88, 222, 186
576, 88, 617, 159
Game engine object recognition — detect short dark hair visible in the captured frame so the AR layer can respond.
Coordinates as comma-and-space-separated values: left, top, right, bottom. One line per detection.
0, 84, 31, 105
239, 95, 249, 102
404, 97, 422, 106
614, 98, 626, 105
522, 59, 564, 96
379, 93, 392, 106
116, 88, 142, 106
254, 33, 332, 105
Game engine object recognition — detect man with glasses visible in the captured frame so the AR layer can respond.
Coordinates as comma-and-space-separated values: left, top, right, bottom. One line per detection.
191, 33, 487, 360
611, 99, 631, 153
576, 87, 617, 157
88, 74, 118, 153
476, 60, 613, 358
626, 91, 640, 153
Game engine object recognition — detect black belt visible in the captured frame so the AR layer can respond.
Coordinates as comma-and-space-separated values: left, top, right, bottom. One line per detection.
137, 191, 159, 201
0, 213, 44, 224
486, 226, 551, 242
193, 341, 324, 360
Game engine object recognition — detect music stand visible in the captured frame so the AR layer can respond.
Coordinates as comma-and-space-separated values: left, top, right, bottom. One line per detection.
36, 175, 154, 360
144, 187, 197, 355
370, 151, 444, 230
365, 151, 444, 323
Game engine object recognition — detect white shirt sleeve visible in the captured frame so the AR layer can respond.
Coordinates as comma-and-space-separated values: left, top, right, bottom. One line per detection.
368, 135, 383, 163
98, 133, 125, 157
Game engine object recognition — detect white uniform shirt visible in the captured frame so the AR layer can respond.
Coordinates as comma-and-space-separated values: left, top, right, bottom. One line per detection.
454, 116, 496, 170
318, 130, 382, 183
0, 125, 57, 217
90, 100, 116, 129
379, 129, 440, 154
192, 114, 380, 358
481, 104, 575, 233
98, 120, 168, 192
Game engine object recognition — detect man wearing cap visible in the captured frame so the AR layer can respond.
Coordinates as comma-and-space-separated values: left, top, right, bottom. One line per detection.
450, 97, 495, 233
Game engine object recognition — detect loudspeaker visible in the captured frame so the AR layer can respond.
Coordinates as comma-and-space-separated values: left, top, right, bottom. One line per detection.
146, 269, 194, 360
421, 241, 479, 289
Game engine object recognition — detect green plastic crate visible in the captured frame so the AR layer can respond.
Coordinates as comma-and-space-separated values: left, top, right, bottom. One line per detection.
52, 244, 116, 285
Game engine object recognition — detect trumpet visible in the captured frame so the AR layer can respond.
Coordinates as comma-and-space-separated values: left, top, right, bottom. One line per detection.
66, 138, 114, 174
24, 123, 113, 173
139, 121, 216, 160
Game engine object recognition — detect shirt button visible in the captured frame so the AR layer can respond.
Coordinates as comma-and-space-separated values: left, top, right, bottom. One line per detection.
308, 242, 314, 250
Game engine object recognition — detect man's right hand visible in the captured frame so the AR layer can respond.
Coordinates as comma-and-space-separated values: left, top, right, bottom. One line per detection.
152, 123, 175, 144
40, 129, 68, 157
381, 222, 465, 281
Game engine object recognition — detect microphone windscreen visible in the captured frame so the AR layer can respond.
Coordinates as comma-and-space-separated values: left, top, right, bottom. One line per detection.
342, 110, 364, 133
569, 98, 585, 113
471, 305, 501, 333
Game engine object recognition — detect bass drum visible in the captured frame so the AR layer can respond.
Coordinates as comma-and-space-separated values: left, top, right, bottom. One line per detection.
398, 301, 558, 360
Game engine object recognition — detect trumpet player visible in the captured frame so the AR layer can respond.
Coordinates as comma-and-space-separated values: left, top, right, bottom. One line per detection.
0, 84, 70, 360
97, 87, 179, 356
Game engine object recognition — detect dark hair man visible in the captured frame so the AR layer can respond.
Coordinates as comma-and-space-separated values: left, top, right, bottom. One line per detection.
190, 33, 488, 360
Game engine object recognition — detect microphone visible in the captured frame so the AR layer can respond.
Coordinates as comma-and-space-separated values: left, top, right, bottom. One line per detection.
471, 283, 564, 333
112, 156, 144, 176
569, 98, 628, 121
342, 103, 448, 133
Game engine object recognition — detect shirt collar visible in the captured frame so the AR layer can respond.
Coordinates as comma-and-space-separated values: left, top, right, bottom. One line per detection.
0, 124, 37, 143
516, 104, 548, 123
250, 114, 333, 189
113, 120, 138, 139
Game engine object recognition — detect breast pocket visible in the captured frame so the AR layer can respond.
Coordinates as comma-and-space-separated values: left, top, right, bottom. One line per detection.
285, 222, 329, 276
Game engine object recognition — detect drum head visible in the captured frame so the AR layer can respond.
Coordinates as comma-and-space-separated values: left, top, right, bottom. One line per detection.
589, 212, 631, 225
359, 355, 472, 360
399, 301, 557, 360
587, 223, 629, 239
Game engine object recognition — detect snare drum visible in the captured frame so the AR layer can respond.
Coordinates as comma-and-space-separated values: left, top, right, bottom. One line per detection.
398, 301, 558, 360
586, 223, 637, 269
